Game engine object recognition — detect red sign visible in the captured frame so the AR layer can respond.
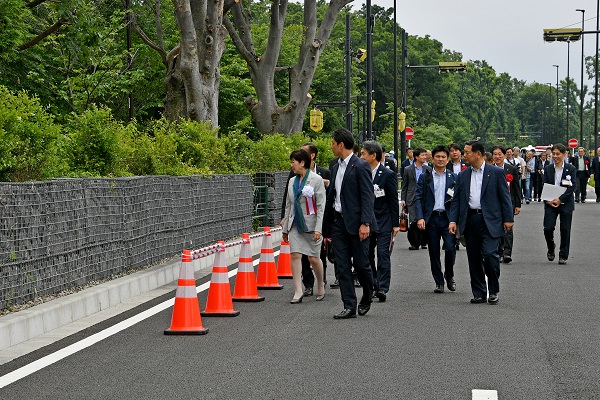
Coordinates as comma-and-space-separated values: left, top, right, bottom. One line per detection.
568, 138, 578, 149
405, 127, 414, 141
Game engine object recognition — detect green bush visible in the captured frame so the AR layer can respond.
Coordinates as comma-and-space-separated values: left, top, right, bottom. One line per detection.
0, 86, 65, 181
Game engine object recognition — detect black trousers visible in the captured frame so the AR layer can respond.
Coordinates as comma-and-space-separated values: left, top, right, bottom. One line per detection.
331, 216, 373, 312
543, 205, 573, 260
575, 172, 588, 201
425, 212, 456, 286
464, 212, 501, 298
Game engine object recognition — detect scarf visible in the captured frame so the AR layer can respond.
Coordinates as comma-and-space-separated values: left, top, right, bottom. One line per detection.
293, 170, 310, 234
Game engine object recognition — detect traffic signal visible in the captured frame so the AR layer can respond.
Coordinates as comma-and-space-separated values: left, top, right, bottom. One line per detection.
309, 109, 323, 132
543, 28, 582, 42
438, 62, 467, 73
371, 100, 376, 122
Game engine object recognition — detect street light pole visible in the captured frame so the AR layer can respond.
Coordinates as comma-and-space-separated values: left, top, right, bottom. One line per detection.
400, 29, 407, 163
393, 0, 398, 160
576, 9, 585, 146
554, 64, 559, 145
596, 0, 599, 150
567, 40, 571, 145
366, 0, 373, 140
547, 83, 553, 144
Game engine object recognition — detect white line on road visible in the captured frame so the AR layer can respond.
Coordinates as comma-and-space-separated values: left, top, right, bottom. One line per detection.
473, 389, 498, 400
0, 253, 272, 389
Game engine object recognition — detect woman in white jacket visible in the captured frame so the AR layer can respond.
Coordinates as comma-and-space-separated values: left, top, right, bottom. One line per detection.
282, 149, 326, 303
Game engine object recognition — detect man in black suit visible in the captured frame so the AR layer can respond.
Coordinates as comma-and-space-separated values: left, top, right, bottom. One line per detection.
448, 141, 514, 305
361, 141, 399, 302
537, 152, 551, 201
414, 145, 458, 293
571, 147, 591, 203
323, 128, 376, 319
400, 147, 413, 180
401, 148, 431, 250
446, 143, 467, 174
280, 142, 331, 296
543, 144, 578, 265
591, 146, 600, 202
491, 146, 521, 264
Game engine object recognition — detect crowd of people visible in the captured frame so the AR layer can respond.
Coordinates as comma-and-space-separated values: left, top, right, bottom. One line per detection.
280, 128, 600, 319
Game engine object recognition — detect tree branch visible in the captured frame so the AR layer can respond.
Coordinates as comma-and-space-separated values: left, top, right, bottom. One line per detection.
17, 17, 67, 51
223, 14, 255, 66
130, 13, 167, 66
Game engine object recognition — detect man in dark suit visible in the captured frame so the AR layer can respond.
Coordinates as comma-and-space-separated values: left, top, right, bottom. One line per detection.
446, 143, 467, 174
323, 128, 376, 319
571, 147, 591, 203
361, 141, 400, 302
400, 147, 413, 180
537, 152, 551, 201
591, 146, 600, 202
448, 140, 514, 305
280, 142, 331, 296
401, 148, 431, 250
491, 146, 521, 264
543, 144, 578, 265
414, 145, 458, 293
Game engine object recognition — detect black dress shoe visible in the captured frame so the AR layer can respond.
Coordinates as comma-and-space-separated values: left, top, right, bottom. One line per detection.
421, 245, 428, 249
547, 243, 556, 261
446, 278, 456, 292
470, 297, 486, 304
375, 290, 387, 302
503, 256, 512, 264
333, 309, 356, 319
330, 279, 340, 288
488, 294, 499, 305
357, 302, 371, 316
353, 277, 361, 287
434, 284, 444, 293
582, 200, 586, 203
303, 287, 313, 296
409, 245, 419, 250
558, 258, 567, 265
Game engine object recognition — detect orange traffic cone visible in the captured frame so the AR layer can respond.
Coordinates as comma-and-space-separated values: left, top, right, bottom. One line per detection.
165, 250, 208, 335
201, 241, 240, 317
232, 233, 265, 302
256, 227, 284, 290
277, 240, 293, 279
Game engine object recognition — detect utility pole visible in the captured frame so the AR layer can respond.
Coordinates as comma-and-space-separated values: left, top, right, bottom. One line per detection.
365, 0, 373, 140
345, 14, 352, 132
400, 29, 407, 163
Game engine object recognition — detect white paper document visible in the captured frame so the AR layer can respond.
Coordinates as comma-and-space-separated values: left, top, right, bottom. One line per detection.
541, 183, 567, 201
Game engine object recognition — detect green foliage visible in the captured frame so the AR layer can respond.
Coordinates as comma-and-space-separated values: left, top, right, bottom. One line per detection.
0, 86, 65, 181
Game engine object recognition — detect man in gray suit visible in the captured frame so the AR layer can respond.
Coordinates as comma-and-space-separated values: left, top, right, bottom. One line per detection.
401, 148, 431, 250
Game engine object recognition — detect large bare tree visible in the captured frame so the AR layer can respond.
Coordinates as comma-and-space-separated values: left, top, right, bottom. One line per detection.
225, 0, 351, 135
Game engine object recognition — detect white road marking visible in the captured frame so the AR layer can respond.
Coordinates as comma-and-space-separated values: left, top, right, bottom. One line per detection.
0, 253, 272, 389
472, 389, 498, 399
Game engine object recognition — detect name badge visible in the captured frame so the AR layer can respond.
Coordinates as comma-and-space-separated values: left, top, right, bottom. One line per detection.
374, 189, 385, 198
561, 179, 572, 187
446, 188, 455, 197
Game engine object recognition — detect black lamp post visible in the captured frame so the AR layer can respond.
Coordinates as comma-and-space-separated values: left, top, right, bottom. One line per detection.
547, 82, 553, 144
576, 9, 585, 145
554, 64, 559, 144
567, 40, 571, 145
596, 0, 599, 151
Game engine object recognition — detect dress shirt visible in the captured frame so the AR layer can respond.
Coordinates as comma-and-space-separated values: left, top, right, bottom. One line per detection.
554, 163, 564, 186
334, 153, 353, 213
578, 158, 585, 171
371, 165, 378, 182
468, 162, 485, 209
433, 169, 447, 212
452, 161, 462, 174
415, 164, 424, 182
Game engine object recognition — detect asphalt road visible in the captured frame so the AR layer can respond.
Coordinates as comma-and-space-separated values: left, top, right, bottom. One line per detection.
1, 196, 600, 399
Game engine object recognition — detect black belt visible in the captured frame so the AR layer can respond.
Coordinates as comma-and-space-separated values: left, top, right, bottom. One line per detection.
432, 210, 446, 216
468, 208, 483, 215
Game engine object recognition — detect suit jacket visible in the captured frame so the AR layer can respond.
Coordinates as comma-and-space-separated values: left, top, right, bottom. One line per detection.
446, 159, 467, 174
282, 171, 326, 234
400, 158, 412, 180
383, 159, 398, 174
501, 163, 522, 208
591, 155, 600, 177
414, 168, 457, 224
281, 165, 331, 219
448, 163, 514, 239
372, 164, 400, 232
323, 154, 377, 237
571, 155, 592, 177
401, 163, 432, 224
543, 162, 578, 212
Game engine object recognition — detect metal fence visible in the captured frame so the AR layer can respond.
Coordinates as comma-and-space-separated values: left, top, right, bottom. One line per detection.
0, 174, 286, 310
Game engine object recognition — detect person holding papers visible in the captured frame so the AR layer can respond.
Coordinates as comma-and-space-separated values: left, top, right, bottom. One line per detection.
542, 144, 578, 265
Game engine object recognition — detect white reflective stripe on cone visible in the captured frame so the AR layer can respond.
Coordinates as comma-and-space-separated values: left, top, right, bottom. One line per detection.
179, 263, 195, 280
238, 263, 254, 273
176, 285, 198, 298
210, 272, 230, 284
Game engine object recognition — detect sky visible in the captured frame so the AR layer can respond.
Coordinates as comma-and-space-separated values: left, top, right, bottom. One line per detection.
367, 0, 599, 89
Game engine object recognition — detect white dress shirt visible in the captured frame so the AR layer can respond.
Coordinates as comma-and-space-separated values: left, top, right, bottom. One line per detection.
334, 153, 353, 213
468, 163, 485, 209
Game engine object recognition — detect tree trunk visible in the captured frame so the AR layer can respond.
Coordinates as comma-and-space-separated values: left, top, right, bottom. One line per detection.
226, 0, 351, 135
163, 0, 227, 128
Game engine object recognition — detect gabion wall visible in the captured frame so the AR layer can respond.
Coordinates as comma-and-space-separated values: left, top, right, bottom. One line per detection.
0, 175, 256, 310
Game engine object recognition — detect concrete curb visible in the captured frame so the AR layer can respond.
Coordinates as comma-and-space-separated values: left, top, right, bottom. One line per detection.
0, 231, 281, 353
